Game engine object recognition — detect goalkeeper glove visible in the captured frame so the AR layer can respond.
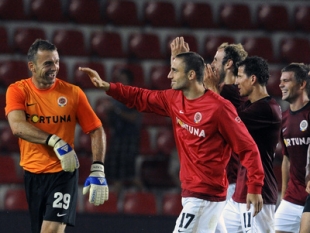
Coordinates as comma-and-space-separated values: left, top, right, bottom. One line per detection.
47, 134, 80, 172
83, 163, 109, 206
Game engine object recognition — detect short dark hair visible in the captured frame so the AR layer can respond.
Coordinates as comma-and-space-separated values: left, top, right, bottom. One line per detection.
27, 39, 57, 63
175, 52, 205, 83
237, 56, 269, 86
218, 43, 248, 76
281, 63, 310, 94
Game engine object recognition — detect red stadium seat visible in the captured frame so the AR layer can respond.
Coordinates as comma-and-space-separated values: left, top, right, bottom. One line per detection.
181, 2, 214, 29
0, 125, 20, 153
57, 61, 69, 82
139, 128, 154, 156
105, 0, 141, 26
4, 188, 28, 211
128, 33, 162, 60
93, 97, 113, 126
149, 64, 171, 90
219, 3, 253, 30
0, 156, 23, 184
162, 192, 182, 216
52, 29, 88, 56
279, 37, 310, 64
203, 35, 235, 62
155, 127, 175, 156
294, 6, 310, 32
30, 0, 65, 22
90, 31, 125, 58
241, 36, 276, 63
72, 61, 106, 89
0, 0, 27, 20
165, 34, 198, 58
111, 63, 146, 88
257, 4, 291, 31
0, 93, 6, 120
143, 1, 178, 27
84, 191, 118, 214
77, 156, 92, 185
267, 69, 282, 98
0, 27, 11, 53
122, 191, 157, 215
13, 27, 46, 54
68, 0, 103, 25
0, 60, 29, 87
141, 112, 172, 127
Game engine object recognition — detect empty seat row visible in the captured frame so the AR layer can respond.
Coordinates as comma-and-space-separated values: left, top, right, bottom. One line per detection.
2, 26, 310, 64
1, 187, 182, 216
0, 0, 309, 32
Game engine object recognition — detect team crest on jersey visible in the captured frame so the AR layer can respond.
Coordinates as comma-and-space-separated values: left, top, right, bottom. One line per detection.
194, 112, 202, 123
57, 96, 67, 107
300, 120, 308, 131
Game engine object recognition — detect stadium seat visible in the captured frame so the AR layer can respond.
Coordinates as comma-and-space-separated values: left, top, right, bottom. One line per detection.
72, 61, 106, 89
4, 188, 28, 211
181, 2, 214, 29
0, 27, 11, 53
0, 0, 27, 20
141, 112, 172, 127
84, 191, 118, 214
93, 97, 113, 126
78, 156, 92, 185
52, 29, 88, 56
267, 69, 282, 99
139, 128, 154, 156
155, 127, 175, 156
0, 125, 20, 153
165, 34, 198, 58
279, 37, 310, 64
143, 1, 178, 27
122, 191, 157, 215
68, 0, 103, 25
203, 35, 235, 63
162, 192, 182, 216
128, 33, 162, 60
105, 0, 141, 26
241, 36, 276, 63
13, 27, 46, 54
294, 6, 310, 32
0, 93, 6, 120
257, 4, 291, 31
0, 60, 30, 87
30, 0, 65, 22
90, 31, 125, 58
0, 156, 23, 184
111, 63, 146, 88
57, 61, 69, 82
149, 64, 171, 90
219, 3, 253, 30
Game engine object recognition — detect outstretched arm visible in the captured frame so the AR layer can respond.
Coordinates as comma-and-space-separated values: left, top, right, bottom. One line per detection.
79, 67, 110, 91
170, 36, 190, 63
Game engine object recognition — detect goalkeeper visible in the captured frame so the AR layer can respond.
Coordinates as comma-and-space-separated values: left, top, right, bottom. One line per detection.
5, 39, 108, 233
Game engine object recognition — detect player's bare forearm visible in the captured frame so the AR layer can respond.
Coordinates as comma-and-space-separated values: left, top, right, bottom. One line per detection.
246, 193, 263, 217
79, 67, 110, 91
89, 127, 106, 163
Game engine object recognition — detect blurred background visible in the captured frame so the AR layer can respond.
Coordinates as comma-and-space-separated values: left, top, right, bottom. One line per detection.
0, 0, 309, 232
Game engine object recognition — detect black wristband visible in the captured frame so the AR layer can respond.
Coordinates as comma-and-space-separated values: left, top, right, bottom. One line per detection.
45, 134, 53, 145
93, 161, 104, 165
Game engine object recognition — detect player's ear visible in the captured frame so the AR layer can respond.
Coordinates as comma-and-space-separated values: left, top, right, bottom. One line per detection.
28, 62, 35, 73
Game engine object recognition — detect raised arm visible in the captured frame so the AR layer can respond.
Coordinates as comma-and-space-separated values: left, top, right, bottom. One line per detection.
170, 36, 190, 63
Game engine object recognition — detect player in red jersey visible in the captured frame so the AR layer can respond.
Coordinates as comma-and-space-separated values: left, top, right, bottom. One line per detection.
5, 39, 108, 233
222, 56, 282, 232
79, 50, 264, 233
275, 63, 310, 233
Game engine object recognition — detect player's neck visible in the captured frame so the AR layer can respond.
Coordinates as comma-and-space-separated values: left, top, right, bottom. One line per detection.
290, 95, 310, 111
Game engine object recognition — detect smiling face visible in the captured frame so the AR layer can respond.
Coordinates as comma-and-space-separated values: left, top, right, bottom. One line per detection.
29, 49, 60, 89
279, 71, 301, 103
235, 65, 253, 97
211, 48, 226, 85
168, 57, 190, 90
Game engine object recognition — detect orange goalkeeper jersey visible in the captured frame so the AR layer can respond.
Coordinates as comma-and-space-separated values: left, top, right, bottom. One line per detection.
5, 78, 102, 173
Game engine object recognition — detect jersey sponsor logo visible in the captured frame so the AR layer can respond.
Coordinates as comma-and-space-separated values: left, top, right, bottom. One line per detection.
58, 96, 68, 107
176, 117, 205, 137
284, 137, 310, 147
300, 120, 308, 132
26, 113, 72, 124
194, 112, 202, 123
57, 213, 67, 217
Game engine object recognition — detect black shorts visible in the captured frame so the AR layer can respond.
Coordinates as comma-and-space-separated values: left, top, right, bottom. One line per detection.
303, 194, 310, 213
24, 169, 78, 233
